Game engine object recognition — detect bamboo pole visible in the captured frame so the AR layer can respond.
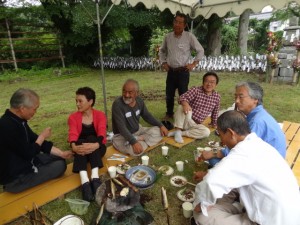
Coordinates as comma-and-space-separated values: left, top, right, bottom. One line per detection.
58, 43, 65, 68
5, 18, 18, 71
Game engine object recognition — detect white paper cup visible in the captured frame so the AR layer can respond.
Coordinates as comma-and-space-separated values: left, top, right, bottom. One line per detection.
176, 161, 184, 171
197, 147, 204, 152
108, 166, 117, 178
162, 146, 169, 156
204, 147, 212, 151
141, 155, 149, 166
182, 202, 193, 218
193, 150, 202, 162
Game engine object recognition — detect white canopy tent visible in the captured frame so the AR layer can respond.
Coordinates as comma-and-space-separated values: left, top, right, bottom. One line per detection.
98, 0, 300, 116
111, 0, 300, 19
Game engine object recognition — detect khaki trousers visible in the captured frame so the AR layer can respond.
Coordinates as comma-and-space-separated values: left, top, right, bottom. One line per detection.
194, 189, 258, 225
112, 125, 162, 156
174, 105, 210, 139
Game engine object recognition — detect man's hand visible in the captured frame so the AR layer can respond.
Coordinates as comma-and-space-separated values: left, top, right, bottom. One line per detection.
36, 127, 52, 145
194, 204, 202, 213
202, 149, 223, 160
51, 146, 73, 159
186, 63, 194, 71
194, 204, 213, 213
160, 126, 169, 136
193, 171, 207, 183
181, 101, 192, 114
162, 62, 169, 72
60, 150, 74, 159
40, 127, 52, 139
186, 61, 198, 71
202, 150, 214, 160
132, 142, 144, 155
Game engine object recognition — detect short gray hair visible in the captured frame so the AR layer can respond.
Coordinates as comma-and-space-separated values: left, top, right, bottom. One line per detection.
10, 88, 39, 109
123, 79, 139, 92
236, 81, 263, 105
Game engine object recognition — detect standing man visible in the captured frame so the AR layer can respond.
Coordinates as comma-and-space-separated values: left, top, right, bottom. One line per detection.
193, 110, 300, 225
0, 88, 73, 193
112, 79, 168, 156
202, 81, 286, 166
159, 12, 204, 120
168, 72, 220, 143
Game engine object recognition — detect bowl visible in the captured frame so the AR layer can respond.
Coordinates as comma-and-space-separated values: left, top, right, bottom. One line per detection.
54, 215, 84, 225
125, 165, 156, 188
65, 198, 90, 215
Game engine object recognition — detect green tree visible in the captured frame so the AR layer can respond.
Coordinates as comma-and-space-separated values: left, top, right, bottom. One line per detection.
148, 27, 170, 59
221, 23, 239, 55
104, 3, 161, 56
271, 2, 300, 21
38, 0, 163, 61
0, 6, 61, 69
248, 18, 270, 54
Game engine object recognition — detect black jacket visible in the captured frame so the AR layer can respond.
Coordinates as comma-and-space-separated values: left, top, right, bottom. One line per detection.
0, 109, 53, 184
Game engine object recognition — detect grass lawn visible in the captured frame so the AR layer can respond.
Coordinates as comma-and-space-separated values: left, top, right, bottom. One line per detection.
1, 67, 300, 225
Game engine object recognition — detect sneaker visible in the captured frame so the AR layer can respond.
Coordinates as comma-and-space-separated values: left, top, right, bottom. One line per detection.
190, 216, 197, 225
82, 182, 94, 202
91, 178, 101, 195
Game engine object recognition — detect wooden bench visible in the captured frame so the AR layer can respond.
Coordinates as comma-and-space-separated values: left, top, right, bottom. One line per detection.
0, 142, 163, 224
282, 121, 300, 186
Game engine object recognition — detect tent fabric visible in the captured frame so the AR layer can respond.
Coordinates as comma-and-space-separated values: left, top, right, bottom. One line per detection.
112, 0, 300, 19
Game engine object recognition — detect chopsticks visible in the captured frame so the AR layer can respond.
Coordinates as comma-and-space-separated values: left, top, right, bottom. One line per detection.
184, 181, 196, 187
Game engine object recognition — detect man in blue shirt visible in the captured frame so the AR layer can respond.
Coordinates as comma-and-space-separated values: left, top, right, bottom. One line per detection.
203, 82, 286, 166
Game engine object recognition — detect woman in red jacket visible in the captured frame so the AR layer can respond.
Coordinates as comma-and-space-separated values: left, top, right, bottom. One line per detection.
68, 87, 106, 201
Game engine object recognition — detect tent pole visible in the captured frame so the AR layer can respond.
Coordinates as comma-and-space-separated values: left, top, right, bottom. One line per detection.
95, 0, 108, 118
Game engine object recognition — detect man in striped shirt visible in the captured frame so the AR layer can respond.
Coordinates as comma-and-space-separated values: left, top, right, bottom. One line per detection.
168, 72, 220, 143
159, 12, 204, 120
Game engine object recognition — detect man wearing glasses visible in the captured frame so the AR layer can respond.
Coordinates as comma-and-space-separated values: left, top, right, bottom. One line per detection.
159, 12, 204, 121
168, 72, 220, 143
203, 81, 286, 166
192, 110, 300, 225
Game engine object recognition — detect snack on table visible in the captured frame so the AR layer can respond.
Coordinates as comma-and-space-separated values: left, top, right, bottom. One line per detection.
134, 170, 148, 181
181, 189, 194, 200
158, 165, 174, 176
125, 165, 156, 188
116, 163, 131, 174
170, 176, 187, 187
177, 188, 195, 202
174, 178, 184, 185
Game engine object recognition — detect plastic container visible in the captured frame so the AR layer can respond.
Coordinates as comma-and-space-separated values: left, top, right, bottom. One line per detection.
54, 215, 84, 225
65, 198, 90, 215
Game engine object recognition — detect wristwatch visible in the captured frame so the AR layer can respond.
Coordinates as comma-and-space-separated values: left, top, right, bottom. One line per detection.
212, 148, 218, 157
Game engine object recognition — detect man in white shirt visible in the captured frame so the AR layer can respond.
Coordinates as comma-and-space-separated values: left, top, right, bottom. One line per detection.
192, 110, 300, 225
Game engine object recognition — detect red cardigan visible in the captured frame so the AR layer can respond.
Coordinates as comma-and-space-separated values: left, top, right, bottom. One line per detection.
68, 109, 107, 144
